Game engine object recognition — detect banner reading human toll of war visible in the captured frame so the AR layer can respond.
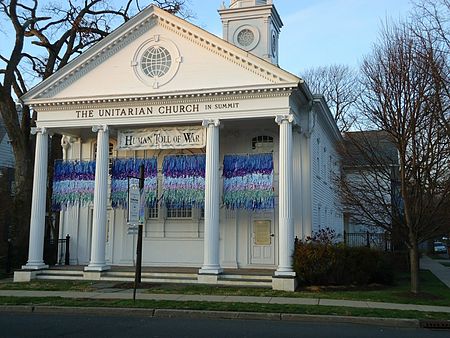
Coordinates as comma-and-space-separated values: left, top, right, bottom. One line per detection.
117, 126, 206, 150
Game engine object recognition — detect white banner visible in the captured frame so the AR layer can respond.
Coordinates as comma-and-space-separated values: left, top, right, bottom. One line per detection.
117, 126, 206, 150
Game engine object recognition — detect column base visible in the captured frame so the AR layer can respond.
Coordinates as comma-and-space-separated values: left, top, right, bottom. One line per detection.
274, 269, 296, 277
84, 264, 110, 272
197, 274, 219, 284
198, 266, 223, 275
21, 262, 49, 270
272, 275, 298, 292
14, 270, 39, 282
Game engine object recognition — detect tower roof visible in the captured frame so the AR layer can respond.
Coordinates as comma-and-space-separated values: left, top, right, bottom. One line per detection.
230, 0, 270, 9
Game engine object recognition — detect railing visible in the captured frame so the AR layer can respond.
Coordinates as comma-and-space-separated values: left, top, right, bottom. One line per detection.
344, 231, 390, 251
44, 234, 70, 265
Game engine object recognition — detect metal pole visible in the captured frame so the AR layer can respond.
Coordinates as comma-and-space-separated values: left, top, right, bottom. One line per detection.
133, 163, 145, 302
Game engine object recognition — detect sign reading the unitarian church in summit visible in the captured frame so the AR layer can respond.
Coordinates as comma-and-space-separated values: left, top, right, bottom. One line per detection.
117, 126, 205, 150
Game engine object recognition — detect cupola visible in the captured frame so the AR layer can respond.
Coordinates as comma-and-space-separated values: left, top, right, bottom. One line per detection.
219, 0, 283, 65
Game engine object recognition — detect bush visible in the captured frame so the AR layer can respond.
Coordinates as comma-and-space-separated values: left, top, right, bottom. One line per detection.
293, 229, 394, 286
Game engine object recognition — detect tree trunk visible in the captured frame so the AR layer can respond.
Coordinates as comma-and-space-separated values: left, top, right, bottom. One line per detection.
11, 152, 34, 267
409, 242, 420, 294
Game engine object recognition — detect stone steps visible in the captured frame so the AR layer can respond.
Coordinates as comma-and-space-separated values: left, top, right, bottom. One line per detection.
32, 269, 273, 288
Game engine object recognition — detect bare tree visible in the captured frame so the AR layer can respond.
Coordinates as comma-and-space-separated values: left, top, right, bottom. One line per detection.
0, 0, 189, 265
301, 64, 360, 132
412, 0, 450, 138
342, 21, 450, 294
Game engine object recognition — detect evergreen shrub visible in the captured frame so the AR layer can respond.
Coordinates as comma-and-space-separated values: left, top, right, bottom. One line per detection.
293, 228, 394, 286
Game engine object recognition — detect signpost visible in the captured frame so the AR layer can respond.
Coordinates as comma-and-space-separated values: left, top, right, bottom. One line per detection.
126, 164, 145, 302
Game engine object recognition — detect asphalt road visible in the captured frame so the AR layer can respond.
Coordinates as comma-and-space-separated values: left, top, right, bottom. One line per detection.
1, 312, 449, 338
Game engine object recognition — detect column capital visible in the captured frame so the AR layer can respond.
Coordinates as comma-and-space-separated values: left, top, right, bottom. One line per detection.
31, 127, 47, 135
92, 125, 109, 133
275, 114, 296, 125
61, 135, 76, 150
202, 119, 220, 128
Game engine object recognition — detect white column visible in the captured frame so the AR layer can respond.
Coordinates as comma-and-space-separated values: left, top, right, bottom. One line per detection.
85, 125, 110, 272
23, 127, 49, 270
199, 119, 223, 275
275, 114, 296, 277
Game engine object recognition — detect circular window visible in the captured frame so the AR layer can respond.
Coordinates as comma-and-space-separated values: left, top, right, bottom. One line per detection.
141, 46, 172, 78
237, 29, 255, 47
233, 25, 260, 51
133, 36, 181, 88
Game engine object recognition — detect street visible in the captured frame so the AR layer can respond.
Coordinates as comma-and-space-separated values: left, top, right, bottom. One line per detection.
1, 312, 449, 338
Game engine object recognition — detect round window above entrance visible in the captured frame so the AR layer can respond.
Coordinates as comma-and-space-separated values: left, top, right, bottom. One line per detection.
133, 35, 181, 88
141, 46, 172, 78
233, 25, 260, 51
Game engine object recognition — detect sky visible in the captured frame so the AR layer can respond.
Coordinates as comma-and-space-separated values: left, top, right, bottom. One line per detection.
187, 0, 415, 76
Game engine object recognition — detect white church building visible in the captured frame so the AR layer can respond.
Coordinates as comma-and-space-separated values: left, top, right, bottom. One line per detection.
15, 0, 343, 291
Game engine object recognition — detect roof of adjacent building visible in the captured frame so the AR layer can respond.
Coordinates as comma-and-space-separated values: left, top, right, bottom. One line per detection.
342, 130, 399, 167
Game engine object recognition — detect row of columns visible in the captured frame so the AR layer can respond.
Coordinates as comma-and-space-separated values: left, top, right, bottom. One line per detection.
23, 115, 297, 278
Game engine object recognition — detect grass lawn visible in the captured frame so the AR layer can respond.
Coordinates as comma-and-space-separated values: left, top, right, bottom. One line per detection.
0, 280, 97, 292
1, 270, 448, 307
0, 296, 448, 321
135, 270, 450, 307
440, 262, 450, 268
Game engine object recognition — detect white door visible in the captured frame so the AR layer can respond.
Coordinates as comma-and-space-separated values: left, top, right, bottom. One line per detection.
250, 212, 275, 265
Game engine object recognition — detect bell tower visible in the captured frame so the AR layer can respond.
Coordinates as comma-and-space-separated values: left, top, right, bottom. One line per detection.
219, 0, 283, 65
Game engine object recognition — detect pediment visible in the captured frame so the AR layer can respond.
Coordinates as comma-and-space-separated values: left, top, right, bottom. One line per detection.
22, 5, 300, 105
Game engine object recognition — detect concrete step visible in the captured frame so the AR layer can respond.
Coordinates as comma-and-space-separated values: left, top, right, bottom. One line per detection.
220, 274, 272, 281
40, 269, 84, 277
104, 271, 198, 279
33, 269, 274, 288
218, 279, 272, 287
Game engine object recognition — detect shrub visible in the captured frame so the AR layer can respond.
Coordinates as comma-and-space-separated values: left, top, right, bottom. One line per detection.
293, 230, 394, 286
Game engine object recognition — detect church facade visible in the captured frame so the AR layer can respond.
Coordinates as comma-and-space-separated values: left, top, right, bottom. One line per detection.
16, 0, 343, 291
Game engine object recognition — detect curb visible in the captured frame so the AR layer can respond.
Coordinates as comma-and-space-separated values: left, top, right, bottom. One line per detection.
0, 305, 420, 328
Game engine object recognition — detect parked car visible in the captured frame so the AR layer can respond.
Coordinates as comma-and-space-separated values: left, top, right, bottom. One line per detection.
434, 242, 448, 254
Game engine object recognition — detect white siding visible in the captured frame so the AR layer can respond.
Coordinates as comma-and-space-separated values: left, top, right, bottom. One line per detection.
0, 128, 14, 168
310, 111, 343, 238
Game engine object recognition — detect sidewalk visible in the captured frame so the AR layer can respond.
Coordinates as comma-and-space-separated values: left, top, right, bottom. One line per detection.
421, 255, 450, 288
1, 289, 450, 314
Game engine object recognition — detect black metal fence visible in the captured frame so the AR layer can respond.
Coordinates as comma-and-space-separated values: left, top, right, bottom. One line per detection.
44, 234, 70, 266
344, 231, 391, 251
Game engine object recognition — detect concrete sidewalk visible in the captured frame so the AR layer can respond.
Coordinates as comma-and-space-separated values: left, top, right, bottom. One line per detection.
1, 289, 450, 314
421, 255, 450, 288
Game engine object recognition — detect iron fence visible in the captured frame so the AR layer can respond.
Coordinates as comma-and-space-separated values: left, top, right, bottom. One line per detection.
344, 231, 391, 251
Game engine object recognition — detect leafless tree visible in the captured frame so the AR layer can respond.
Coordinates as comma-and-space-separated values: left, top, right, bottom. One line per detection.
301, 64, 360, 132
341, 21, 450, 294
0, 0, 189, 265
412, 0, 450, 139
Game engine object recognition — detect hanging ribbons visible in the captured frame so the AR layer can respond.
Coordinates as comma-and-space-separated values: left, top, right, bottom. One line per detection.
162, 154, 205, 208
111, 158, 158, 209
223, 153, 275, 210
52, 160, 96, 211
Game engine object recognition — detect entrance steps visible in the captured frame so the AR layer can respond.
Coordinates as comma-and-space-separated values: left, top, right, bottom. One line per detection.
33, 267, 273, 288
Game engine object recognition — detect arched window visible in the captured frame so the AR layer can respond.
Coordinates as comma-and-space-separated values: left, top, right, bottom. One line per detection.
251, 135, 274, 152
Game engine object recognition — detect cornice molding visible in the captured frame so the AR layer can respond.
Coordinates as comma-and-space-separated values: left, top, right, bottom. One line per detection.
31, 86, 296, 111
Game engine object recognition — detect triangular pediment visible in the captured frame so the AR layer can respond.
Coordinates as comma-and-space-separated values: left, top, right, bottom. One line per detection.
22, 5, 300, 105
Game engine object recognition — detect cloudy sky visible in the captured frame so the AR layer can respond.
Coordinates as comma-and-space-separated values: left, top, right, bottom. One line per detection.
188, 0, 415, 75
